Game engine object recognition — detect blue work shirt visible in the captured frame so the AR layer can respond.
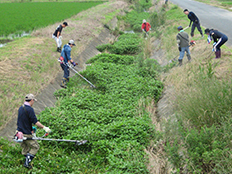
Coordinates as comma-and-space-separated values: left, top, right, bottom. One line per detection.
17, 102, 38, 135
61, 44, 72, 63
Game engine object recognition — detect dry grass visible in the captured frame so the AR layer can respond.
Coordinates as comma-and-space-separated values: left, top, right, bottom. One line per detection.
0, 0, 128, 129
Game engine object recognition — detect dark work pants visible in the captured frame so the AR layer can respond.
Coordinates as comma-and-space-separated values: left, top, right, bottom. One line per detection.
191, 22, 203, 37
60, 63, 70, 79
214, 35, 228, 51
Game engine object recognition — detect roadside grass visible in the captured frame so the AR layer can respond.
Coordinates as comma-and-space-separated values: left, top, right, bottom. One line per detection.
0, 0, 107, 3
157, 3, 232, 173
195, 0, 232, 10
0, 1, 127, 129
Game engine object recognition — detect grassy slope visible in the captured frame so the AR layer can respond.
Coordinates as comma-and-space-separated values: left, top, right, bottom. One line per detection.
0, 0, 127, 129
155, 3, 232, 173
195, 0, 232, 10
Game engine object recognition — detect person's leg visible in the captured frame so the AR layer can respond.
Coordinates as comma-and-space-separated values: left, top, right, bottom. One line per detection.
178, 47, 185, 66
196, 22, 203, 36
185, 47, 191, 61
22, 135, 39, 169
191, 23, 196, 37
58, 36, 62, 51
61, 65, 70, 88
52, 35, 60, 51
214, 36, 228, 58
21, 141, 30, 156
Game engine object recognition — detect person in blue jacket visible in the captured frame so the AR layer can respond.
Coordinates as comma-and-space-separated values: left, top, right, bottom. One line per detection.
184, 9, 203, 38
205, 28, 228, 59
59, 40, 77, 88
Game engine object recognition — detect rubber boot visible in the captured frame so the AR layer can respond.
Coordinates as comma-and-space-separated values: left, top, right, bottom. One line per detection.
178, 59, 182, 66
60, 78, 67, 88
218, 50, 221, 58
23, 153, 34, 169
215, 51, 220, 59
187, 54, 191, 62
57, 47, 61, 53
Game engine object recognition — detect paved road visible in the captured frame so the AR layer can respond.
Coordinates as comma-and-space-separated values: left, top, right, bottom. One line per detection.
170, 0, 232, 46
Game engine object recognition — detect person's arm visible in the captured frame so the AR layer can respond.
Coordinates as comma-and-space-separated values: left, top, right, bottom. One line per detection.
57, 31, 60, 37
35, 121, 51, 132
35, 121, 45, 129
141, 23, 145, 31
211, 33, 218, 43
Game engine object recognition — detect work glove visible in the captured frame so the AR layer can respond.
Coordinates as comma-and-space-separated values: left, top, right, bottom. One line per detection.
150, 28, 152, 31
213, 42, 217, 46
195, 20, 198, 24
43, 126, 51, 133
72, 61, 77, 66
178, 47, 181, 52
189, 24, 191, 27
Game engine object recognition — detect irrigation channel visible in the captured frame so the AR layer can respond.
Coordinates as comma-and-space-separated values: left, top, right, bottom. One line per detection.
0, 26, 115, 140
0, 24, 174, 151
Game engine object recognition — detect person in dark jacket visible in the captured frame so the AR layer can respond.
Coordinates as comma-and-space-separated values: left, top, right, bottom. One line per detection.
59, 40, 77, 88
184, 9, 203, 38
52, 22, 68, 52
17, 94, 51, 169
205, 28, 228, 59
176, 26, 191, 66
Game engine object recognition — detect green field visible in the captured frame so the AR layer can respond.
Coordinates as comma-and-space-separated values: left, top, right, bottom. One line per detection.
0, 1, 103, 36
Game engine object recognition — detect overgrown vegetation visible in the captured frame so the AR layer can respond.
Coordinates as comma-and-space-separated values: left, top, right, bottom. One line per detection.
158, 4, 232, 174
0, 1, 165, 172
0, 40, 163, 173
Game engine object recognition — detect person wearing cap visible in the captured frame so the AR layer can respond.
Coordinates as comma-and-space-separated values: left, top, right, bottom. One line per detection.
141, 19, 151, 38
59, 40, 77, 88
205, 28, 228, 59
176, 26, 191, 66
52, 22, 68, 53
17, 94, 51, 169
183, 9, 203, 38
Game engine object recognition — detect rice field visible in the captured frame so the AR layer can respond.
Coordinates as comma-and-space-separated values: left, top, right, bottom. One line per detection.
0, 1, 104, 36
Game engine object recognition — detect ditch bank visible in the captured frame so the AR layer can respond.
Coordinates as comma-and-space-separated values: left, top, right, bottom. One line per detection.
0, 26, 115, 141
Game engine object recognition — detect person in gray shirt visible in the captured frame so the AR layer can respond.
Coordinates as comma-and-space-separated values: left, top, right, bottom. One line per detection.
176, 26, 191, 66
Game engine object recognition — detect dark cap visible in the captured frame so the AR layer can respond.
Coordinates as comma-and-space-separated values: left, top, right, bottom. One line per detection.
63, 22, 68, 26
205, 28, 210, 34
177, 26, 183, 30
183, 9, 188, 12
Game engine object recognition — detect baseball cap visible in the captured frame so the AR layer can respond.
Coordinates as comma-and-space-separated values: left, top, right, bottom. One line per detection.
63, 22, 68, 26
68, 40, 76, 46
177, 26, 183, 30
25, 94, 37, 101
204, 28, 210, 34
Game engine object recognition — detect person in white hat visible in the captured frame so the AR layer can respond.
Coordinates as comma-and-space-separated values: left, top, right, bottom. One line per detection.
59, 40, 78, 88
17, 94, 51, 169
141, 19, 151, 38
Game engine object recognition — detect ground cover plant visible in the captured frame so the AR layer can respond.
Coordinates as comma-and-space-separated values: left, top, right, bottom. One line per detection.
0, 51, 163, 173
96, 33, 142, 54
0, 1, 103, 37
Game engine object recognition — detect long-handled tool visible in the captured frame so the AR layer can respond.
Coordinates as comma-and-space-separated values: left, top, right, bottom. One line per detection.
66, 63, 96, 88
58, 58, 96, 88
14, 132, 87, 146
183, 26, 189, 31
